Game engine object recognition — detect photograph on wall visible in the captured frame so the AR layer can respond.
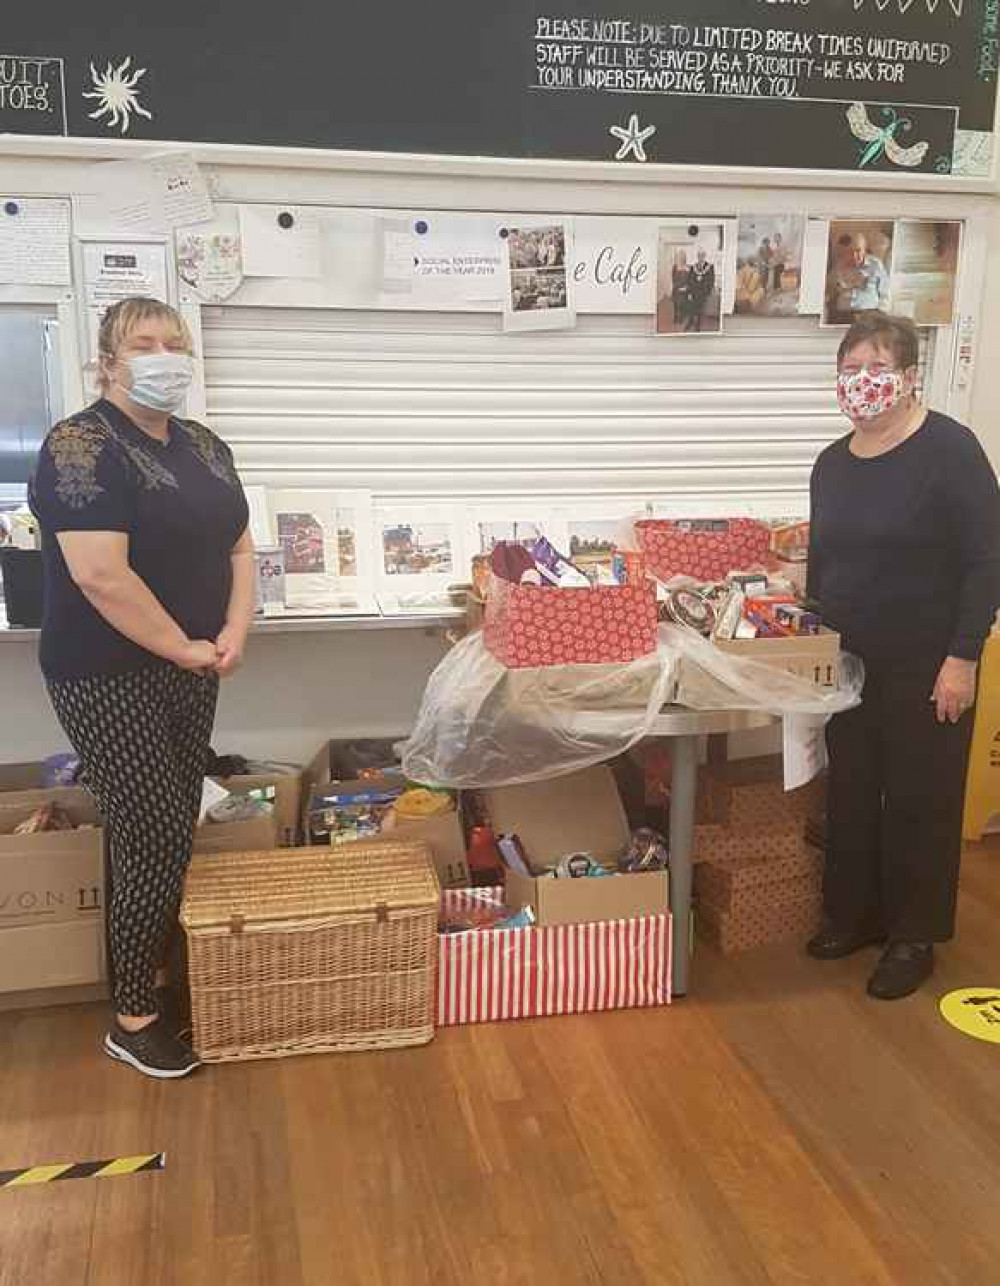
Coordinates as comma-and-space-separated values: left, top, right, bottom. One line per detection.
890, 220, 962, 327
464, 508, 568, 564
383, 523, 454, 577
267, 489, 376, 615
502, 221, 576, 332
655, 223, 726, 337
376, 504, 465, 614
734, 215, 805, 318
566, 515, 639, 585
823, 220, 894, 326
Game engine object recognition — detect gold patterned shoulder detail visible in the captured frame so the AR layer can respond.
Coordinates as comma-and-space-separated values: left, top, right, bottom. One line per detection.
176, 419, 241, 489
87, 408, 178, 493
45, 417, 113, 510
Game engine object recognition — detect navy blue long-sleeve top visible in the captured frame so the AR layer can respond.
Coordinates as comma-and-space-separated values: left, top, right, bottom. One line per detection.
808, 411, 1000, 663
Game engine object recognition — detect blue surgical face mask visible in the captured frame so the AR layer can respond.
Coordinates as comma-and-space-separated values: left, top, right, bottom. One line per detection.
120, 352, 195, 413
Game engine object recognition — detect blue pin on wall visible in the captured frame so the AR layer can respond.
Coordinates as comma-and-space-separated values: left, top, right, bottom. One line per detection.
4, 202, 20, 217
414, 220, 429, 235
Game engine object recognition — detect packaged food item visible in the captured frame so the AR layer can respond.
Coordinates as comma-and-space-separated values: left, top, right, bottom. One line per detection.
531, 536, 591, 588
661, 587, 716, 635
552, 852, 610, 879
497, 833, 533, 877
621, 828, 670, 873
308, 782, 405, 844
612, 551, 647, 587
13, 802, 76, 835
774, 604, 821, 636
394, 787, 454, 819
468, 825, 505, 887
727, 571, 769, 596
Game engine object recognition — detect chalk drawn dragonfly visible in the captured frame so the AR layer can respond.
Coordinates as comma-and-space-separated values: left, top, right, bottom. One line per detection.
846, 102, 930, 170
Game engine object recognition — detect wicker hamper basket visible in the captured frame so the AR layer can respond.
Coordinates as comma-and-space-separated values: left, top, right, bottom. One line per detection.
180, 842, 440, 1062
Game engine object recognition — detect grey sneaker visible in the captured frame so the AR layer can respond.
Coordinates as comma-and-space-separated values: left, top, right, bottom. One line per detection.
104, 1019, 200, 1079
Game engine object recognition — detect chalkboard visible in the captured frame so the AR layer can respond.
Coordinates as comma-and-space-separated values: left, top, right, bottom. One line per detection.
2, 1, 996, 176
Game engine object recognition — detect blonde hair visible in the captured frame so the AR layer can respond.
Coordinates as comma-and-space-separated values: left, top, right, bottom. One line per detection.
96, 297, 193, 393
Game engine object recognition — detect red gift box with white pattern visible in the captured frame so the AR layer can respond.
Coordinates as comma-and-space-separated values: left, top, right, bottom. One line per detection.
483, 577, 658, 668
635, 518, 772, 583
436, 889, 671, 1026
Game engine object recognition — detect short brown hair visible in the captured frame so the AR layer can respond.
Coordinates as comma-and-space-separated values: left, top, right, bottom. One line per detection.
837, 311, 919, 371
96, 297, 192, 392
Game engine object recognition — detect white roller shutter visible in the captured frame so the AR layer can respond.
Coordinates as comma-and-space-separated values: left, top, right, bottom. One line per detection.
202, 305, 933, 515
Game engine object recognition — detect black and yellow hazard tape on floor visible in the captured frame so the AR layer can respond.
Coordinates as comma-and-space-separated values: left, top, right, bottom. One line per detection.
0, 1153, 165, 1188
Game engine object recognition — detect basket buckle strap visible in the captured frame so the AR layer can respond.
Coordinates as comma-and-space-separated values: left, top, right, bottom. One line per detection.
375, 902, 389, 926
228, 913, 246, 935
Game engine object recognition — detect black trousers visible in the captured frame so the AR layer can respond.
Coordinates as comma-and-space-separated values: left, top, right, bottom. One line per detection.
824, 656, 974, 943
48, 665, 219, 1016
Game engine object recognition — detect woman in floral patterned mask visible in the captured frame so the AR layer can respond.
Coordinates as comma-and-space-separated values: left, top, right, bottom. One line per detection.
806, 311, 1000, 999
29, 297, 253, 1077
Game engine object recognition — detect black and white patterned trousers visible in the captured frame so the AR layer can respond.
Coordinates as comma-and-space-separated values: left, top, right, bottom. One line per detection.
47, 665, 219, 1016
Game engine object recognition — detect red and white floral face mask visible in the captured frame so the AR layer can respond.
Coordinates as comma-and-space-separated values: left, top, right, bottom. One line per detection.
836, 366, 904, 421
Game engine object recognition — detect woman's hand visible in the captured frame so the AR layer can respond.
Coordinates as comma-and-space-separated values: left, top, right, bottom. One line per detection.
932, 657, 978, 725
176, 639, 219, 673
213, 623, 247, 677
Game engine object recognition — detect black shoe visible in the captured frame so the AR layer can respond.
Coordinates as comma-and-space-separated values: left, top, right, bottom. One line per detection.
807, 927, 885, 960
104, 1019, 200, 1080
867, 943, 934, 1001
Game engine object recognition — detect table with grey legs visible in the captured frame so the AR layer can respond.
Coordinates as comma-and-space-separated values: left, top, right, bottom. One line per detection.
649, 707, 777, 996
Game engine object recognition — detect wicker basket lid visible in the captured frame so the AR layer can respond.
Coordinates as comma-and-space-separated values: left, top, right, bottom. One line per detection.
180, 841, 440, 931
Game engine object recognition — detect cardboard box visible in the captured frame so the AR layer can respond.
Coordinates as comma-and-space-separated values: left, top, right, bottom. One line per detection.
635, 517, 771, 583
713, 629, 840, 689
695, 845, 823, 913
484, 578, 658, 669
480, 764, 630, 871
693, 820, 807, 867
0, 921, 106, 993
0, 760, 298, 850
437, 887, 671, 1026
194, 810, 278, 856
210, 771, 302, 847
386, 810, 469, 889
698, 889, 822, 955
0, 794, 104, 932
307, 773, 469, 888
697, 757, 825, 830
505, 868, 669, 927
0, 761, 63, 792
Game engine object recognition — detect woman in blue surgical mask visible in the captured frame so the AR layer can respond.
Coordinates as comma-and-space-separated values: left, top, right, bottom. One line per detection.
28, 297, 254, 1080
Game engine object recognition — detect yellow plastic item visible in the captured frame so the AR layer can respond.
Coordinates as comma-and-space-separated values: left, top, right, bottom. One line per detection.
963, 635, 1000, 841
394, 788, 454, 820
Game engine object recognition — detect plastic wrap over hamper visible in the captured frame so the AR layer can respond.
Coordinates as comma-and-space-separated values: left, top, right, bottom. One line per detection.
180, 843, 440, 1062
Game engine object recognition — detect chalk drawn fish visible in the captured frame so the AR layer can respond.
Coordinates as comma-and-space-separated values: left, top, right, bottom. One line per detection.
846, 102, 930, 169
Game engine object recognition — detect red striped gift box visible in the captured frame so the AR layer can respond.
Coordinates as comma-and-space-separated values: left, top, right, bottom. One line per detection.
436, 889, 671, 1026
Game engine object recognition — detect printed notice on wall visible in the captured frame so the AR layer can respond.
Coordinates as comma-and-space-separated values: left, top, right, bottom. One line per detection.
0, 56, 66, 136
0, 198, 71, 286
82, 241, 169, 361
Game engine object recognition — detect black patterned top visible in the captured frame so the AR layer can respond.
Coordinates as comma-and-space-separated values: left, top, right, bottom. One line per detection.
29, 399, 249, 680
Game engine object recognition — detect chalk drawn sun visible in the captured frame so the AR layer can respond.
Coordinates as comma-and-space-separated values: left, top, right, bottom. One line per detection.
83, 57, 153, 134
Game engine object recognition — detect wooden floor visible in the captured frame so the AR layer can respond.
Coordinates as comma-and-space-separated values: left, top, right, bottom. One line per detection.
3, 850, 1000, 1286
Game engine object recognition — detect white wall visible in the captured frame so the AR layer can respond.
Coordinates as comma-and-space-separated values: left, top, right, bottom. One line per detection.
0, 625, 451, 765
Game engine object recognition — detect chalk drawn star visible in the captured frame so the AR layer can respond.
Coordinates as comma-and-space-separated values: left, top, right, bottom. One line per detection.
609, 114, 656, 163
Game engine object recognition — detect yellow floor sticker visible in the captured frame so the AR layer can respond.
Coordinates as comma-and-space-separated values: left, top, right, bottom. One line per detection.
940, 989, 1000, 1044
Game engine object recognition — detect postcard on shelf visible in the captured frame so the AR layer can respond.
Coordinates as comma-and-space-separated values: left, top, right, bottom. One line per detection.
266, 489, 377, 615
375, 503, 466, 615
